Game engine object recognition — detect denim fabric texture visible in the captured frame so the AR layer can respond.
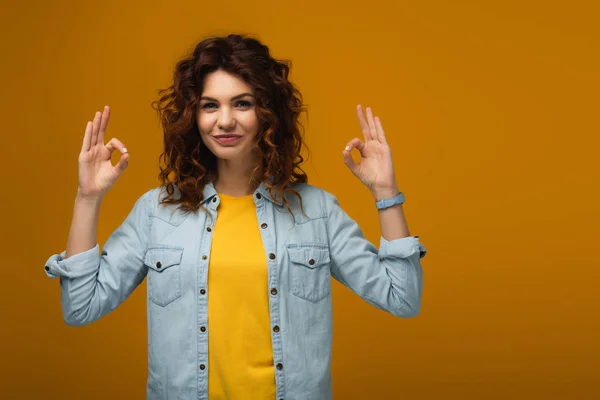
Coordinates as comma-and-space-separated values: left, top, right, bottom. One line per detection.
45, 181, 427, 399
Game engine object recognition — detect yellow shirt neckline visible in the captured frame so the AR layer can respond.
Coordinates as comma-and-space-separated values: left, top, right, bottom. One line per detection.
217, 192, 255, 201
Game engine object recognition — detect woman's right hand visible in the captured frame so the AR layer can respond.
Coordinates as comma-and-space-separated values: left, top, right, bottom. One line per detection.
77, 106, 130, 201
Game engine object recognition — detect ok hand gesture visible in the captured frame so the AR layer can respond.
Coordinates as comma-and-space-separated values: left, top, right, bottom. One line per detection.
77, 106, 130, 200
343, 105, 399, 198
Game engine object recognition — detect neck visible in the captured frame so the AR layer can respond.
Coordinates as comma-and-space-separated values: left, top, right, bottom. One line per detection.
214, 158, 263, 197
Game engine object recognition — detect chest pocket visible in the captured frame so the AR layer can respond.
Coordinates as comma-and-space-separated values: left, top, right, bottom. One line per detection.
287, 243, 331, 303
144, 245, 184, 307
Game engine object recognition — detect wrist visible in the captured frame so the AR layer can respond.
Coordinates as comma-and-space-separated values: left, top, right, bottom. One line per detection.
371, 187, 400, 201
76, 191, 103, 207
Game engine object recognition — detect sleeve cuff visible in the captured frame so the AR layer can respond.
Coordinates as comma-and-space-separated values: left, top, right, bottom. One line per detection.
43, 243, 100, 279
379, 235, 427, 259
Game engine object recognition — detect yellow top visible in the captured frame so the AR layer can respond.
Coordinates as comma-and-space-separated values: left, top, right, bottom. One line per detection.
207, 192, 275, 399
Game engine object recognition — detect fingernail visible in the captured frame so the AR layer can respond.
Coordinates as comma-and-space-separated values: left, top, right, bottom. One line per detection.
345, 146, 350, 151
123, 147, 128, 153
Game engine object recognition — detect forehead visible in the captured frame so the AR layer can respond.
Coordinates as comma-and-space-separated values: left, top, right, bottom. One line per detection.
201, 70, 253, 97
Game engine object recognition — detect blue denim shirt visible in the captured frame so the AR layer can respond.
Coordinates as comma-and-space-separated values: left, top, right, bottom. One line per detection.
44, 181, 427, 400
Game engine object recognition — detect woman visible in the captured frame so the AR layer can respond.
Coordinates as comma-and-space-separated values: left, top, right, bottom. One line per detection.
44, 34, 427, 400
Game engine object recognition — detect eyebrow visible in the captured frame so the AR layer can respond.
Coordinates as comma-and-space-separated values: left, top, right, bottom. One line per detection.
200, 93, 254, 102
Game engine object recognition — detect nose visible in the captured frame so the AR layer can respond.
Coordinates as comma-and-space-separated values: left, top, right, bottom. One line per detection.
217, 108, 236, 130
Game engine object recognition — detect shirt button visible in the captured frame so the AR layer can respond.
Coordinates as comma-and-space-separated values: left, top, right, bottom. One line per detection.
156, 262, 162, 269
202, 255, 207, 260
200, 326, 206, 332
261, 223, 268, 229
256, 193, 262, 199
308, 259, 315, 265
379, 257, 385, 261
276, 363, 283, 370
206, 227, 212, 232
270, 288, 278, 295
269, 253, 276, 260
199, 364, 206, 370
273, 325, 280, 333
200, 289, 206, 295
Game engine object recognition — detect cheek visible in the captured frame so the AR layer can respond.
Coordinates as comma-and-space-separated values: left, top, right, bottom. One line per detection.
240, 113, 260, 133
197, 114, 216, 134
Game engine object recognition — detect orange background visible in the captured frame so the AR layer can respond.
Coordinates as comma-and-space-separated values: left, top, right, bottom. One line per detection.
1, 0, 599, 398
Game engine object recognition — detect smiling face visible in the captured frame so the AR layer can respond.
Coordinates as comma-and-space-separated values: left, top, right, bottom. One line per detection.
197, 69, 261, 167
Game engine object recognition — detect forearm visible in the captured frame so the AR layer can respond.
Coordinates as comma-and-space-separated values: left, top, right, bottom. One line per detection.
65, 192, 102, 259
372, 186, 410, 241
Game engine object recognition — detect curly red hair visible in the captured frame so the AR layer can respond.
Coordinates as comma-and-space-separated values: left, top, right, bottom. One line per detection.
151, 34, 309, 221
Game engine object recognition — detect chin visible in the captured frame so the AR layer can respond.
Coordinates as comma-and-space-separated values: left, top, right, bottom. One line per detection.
208, 144, 250, 160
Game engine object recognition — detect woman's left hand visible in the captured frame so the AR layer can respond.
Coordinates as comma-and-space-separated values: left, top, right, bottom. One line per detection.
343, 105, 400, 199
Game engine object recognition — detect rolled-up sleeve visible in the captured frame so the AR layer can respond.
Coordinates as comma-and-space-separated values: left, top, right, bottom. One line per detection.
44, 244, 100, 279
324, 190, 426, 318
43, 189, 154, 326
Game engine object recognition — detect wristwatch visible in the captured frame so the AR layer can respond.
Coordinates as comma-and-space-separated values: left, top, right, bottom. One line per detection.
375, 192, 405, 210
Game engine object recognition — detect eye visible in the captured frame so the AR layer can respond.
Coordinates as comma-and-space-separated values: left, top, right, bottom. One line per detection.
202, 102, 217, 109
236, 100, 253, 108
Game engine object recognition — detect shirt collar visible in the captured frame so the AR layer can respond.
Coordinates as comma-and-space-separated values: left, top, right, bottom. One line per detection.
201, 176, 284, 206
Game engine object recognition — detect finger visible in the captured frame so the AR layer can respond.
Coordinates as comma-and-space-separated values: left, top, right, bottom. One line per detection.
105, 137, 129, 155
80, 121, 93, 153
374, 115, 388, 144
343, 137, 366, 157
91, 111, 101, 146
356, 105, 370, 142
98, 106, 110, 144
366, 107, 377, 141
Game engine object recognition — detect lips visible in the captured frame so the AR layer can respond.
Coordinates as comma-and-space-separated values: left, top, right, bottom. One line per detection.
213, 135, 242, 145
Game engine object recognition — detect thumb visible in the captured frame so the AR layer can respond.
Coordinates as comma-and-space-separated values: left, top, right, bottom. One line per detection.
342, 146, 359, 175
115, 152, 130, 174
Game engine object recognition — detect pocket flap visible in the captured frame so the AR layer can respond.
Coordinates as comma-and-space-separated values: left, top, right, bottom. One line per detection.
287, 245, 330, 269
144, 246, 184, 272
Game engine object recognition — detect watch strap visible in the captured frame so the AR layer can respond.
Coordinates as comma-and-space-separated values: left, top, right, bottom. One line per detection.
375, 192, 405, 210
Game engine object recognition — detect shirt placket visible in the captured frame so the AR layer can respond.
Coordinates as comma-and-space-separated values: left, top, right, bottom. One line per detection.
255, 192, 286, 399
197, 197, 217, 399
